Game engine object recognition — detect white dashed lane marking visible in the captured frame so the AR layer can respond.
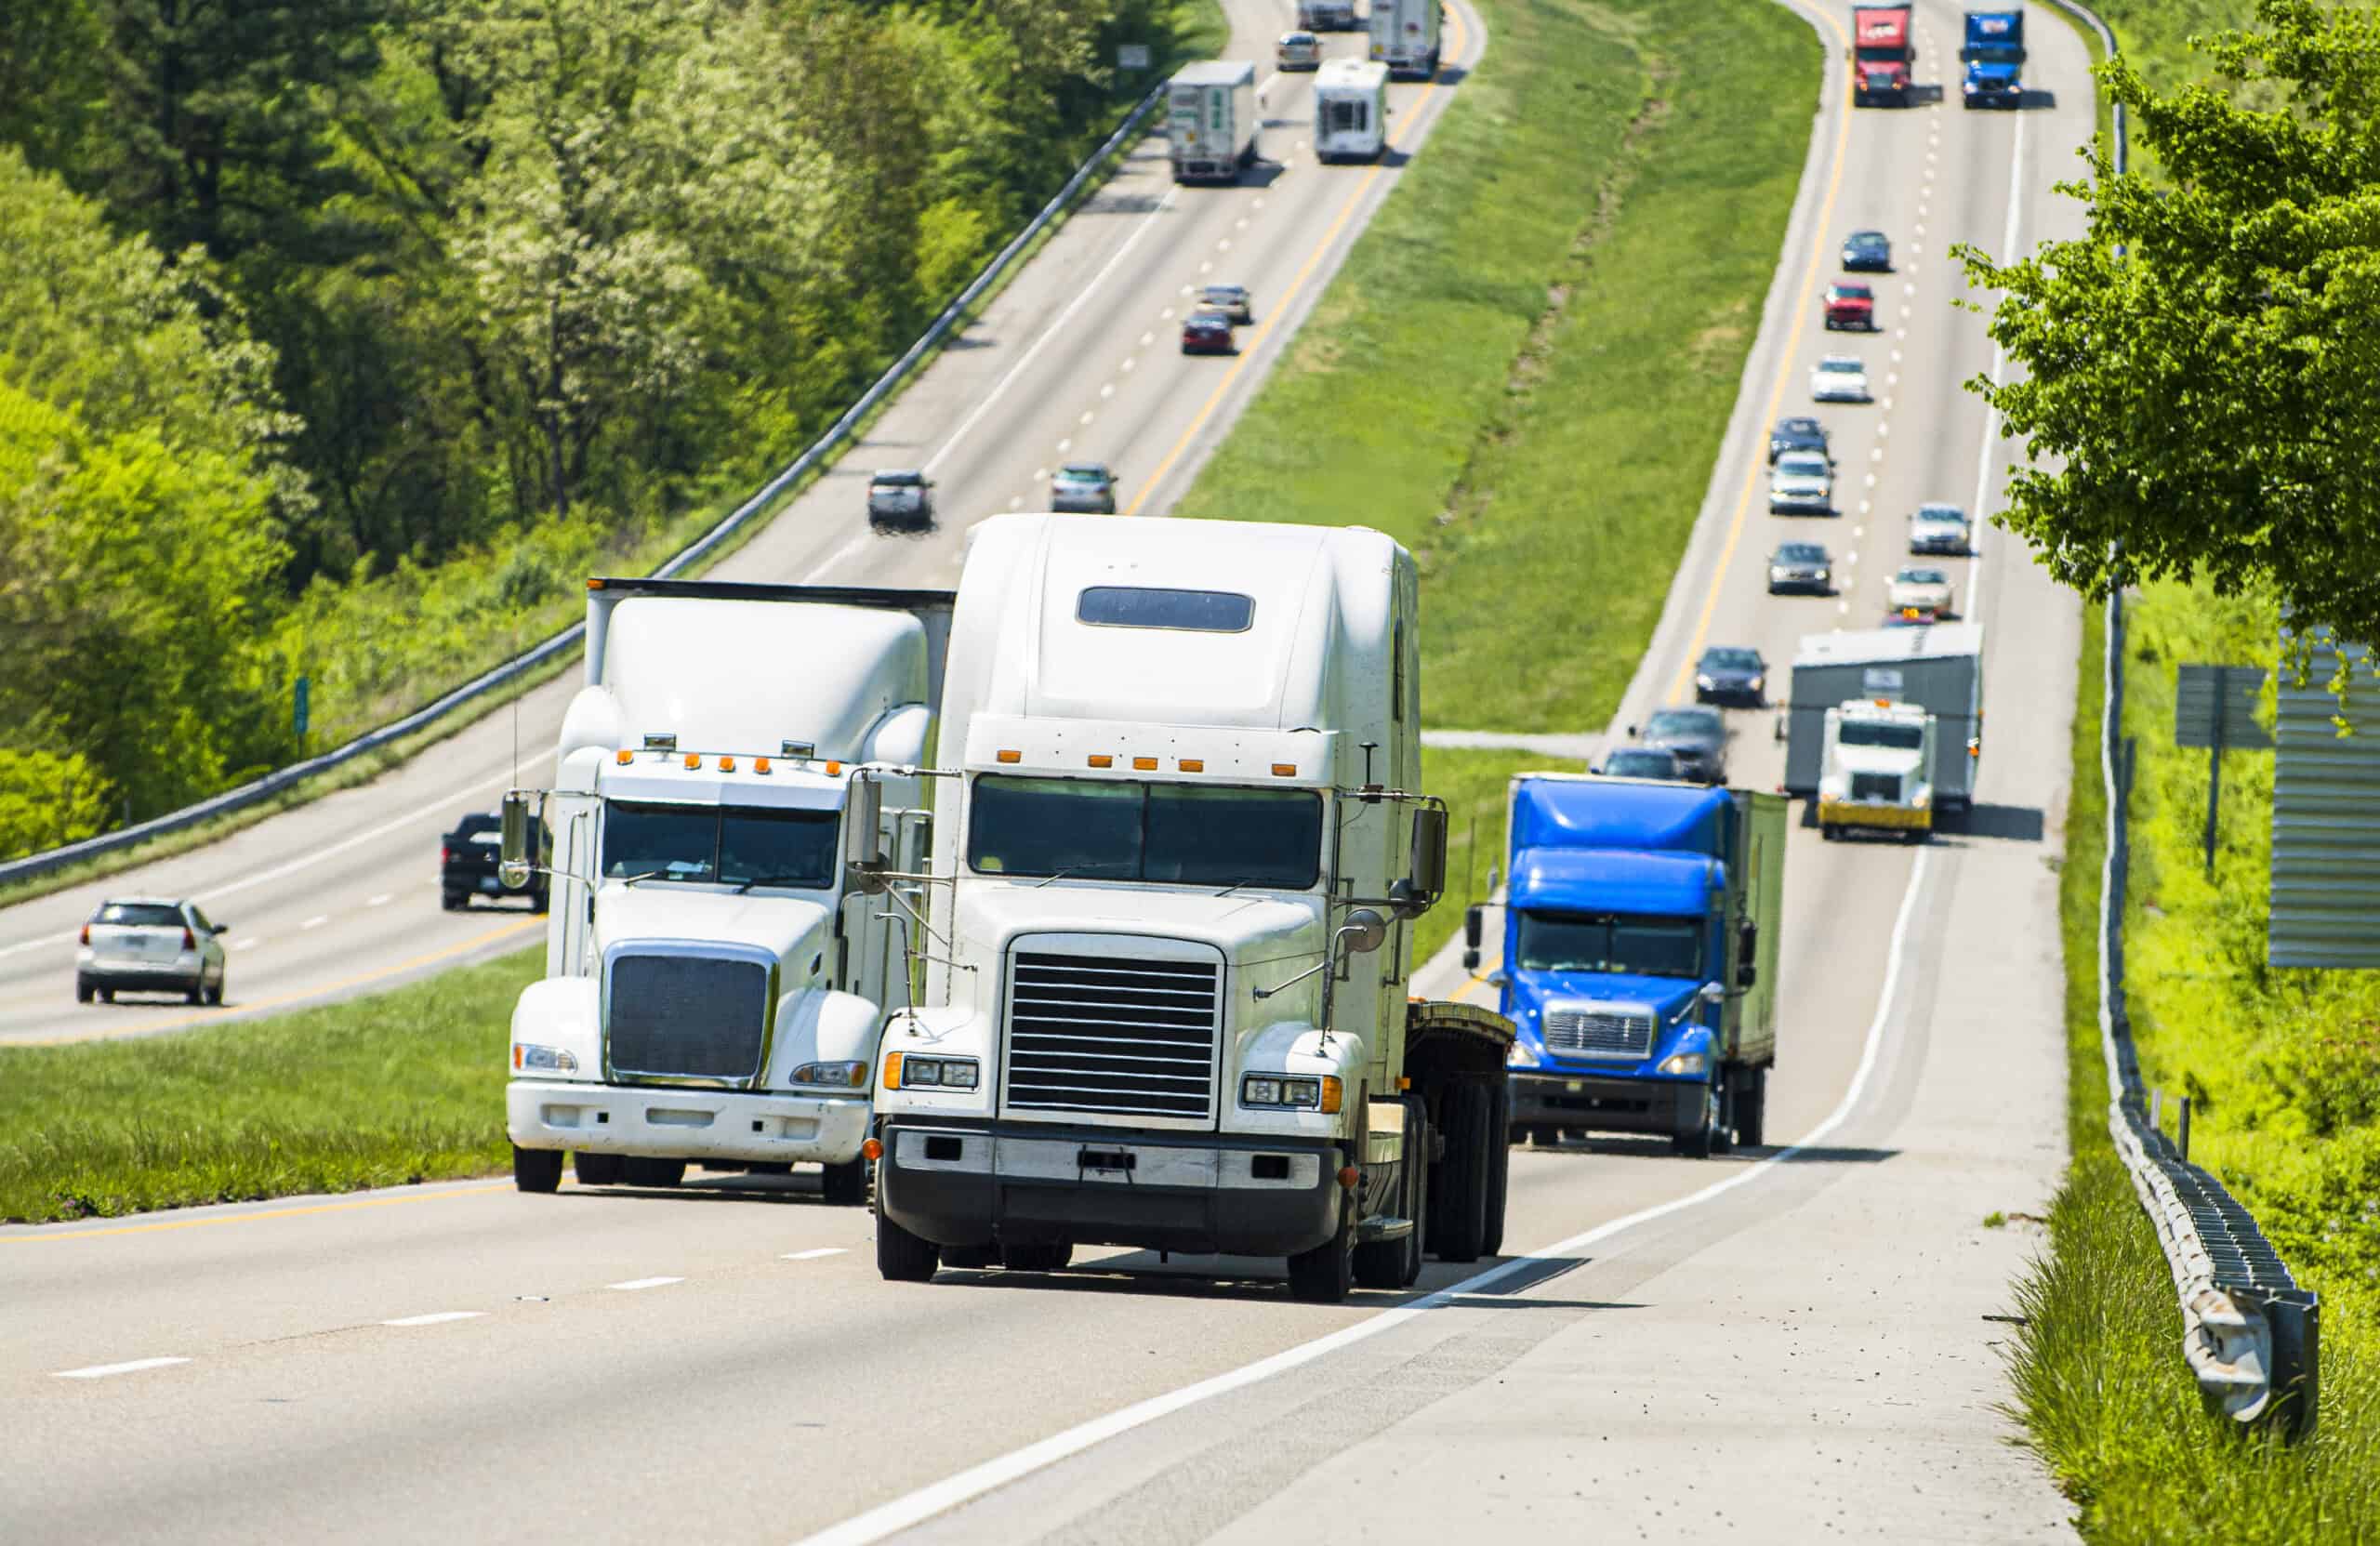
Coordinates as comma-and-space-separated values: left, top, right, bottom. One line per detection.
781, 1249, 848, 1262
367, 893, 392, 907
301, 916, 328, 931
55, 1357, 189, 1381
608, 1277, 683, 1292
385, 1312, 484, 1328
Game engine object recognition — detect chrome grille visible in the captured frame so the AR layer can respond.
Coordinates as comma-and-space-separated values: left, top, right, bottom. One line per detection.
1851, 772, 1903, 802
606, 954, 771, 1084
1542, 1007, 1655, 1059
1004, 946, 1221, 1121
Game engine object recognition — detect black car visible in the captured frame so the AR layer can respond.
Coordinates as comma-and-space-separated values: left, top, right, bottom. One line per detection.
866, 469, 933, 529
1767, 416, 1831, 465
1632, 706, 1728, 785
1840, 229, 1893, 271
1181, 309, 1236, 355
1694, 645, 1769, 706
442, 811, 547, 912
1596, 746, 1690, 781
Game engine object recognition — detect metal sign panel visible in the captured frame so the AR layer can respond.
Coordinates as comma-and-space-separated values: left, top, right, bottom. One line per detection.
1117, 43, 1151, 71
2268, 635, 2380, 969
2175, 664, 2270, 748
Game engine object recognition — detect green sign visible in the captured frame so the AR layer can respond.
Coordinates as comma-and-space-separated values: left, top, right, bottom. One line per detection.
294, 674, 311, 738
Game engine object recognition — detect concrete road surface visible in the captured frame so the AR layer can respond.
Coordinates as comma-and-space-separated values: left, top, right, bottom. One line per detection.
0, 0, 1475, 1045
1, 0, 2092, 1540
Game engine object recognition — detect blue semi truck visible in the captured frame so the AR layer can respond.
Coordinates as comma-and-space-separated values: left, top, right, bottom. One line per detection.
1961, 8, 2027, 108
1463, 774, 1786, 1157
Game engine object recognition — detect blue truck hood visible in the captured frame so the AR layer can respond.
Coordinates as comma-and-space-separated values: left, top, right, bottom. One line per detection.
1967, 60, 2020, 84
1511, 969, 1700, 1016
1511, 848, 1720, 916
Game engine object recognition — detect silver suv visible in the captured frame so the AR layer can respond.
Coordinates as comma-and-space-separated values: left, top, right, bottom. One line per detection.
77, 898, 228, 1005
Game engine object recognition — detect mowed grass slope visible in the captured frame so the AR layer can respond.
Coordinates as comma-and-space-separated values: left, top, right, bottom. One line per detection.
1181, 0, 1818, 733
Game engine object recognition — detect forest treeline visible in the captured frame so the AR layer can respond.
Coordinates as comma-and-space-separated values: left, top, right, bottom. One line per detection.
0, 0, 1208, 856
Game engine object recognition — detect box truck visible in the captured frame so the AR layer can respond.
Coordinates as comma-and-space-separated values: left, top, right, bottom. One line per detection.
1167, 61, 1260, 183
1783, 623, 1985, 815
1369, 0, 1443, 79
1315, 58, 1392, 162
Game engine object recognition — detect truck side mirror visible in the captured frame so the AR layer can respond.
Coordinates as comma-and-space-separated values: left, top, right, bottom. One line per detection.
1394, 804, 1448, 918
1339, 907, 1389, 956
1699, 981, 1726, 1006
1463, 903, 1483, 950
843, 774, 889, 893
1736, 918, 1759, 987
498, 791, 538, 889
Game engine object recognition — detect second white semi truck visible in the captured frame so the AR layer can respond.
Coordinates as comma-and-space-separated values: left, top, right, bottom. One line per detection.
866, 514, 1514, 1302
500, 577, 948, 1199
1370, 0, 1444, 78
1315, 58, 1392, 162
1167, 61, 1260, 183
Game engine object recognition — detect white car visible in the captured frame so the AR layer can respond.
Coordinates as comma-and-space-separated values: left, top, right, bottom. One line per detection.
1886, 563, 1956, 615
1767, 451, 1835, 514
77, 897, 229, 1005
1909, 502, 1973, 554
1276, 30, 1323, 69
1811, 355, 1871, 402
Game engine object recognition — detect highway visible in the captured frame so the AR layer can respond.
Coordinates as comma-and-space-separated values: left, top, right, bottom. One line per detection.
2, 1, 2095, 1540
0, 0, 1474, 1046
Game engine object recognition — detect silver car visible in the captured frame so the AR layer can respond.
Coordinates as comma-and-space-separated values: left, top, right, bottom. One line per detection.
1908, 502, 1973, 554
1768, 451, 1834, 514
1276, 31, 1323, 69
1886, 563, 1956, 615
1766, 541, 1835, 595
1200, 283, 1255, 324
77, 897, 228, 1005
1810, 355, 1871, 403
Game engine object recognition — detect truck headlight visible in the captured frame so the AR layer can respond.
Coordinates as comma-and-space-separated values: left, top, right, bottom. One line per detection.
1507, 1037, 1541, 1068
1911, 788, 1932, 809
790, 1059, 870, 1090
1241, 1073, 1343, 1113
1657, 1051, 1709, 1077
512, 1043, 577, 1073
885, 1053, 977, 1090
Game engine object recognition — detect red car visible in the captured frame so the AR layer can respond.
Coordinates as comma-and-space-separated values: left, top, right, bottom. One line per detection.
1825, 283, 1876, 331
1180, 309, 1236, 355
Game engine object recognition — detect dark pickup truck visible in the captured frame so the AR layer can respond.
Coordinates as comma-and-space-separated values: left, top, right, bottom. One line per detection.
441, 811, 547, 911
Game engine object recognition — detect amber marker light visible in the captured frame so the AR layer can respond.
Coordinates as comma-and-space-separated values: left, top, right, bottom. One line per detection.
683, 753, 701, 770
1131, 756, 1157, 771
615, 749, 633, 765
862, 1137, 884, 1161
719, 756, 736, 772
997, 749, 1022, 765
1319, 1076, 1343, 1115
1179, 759, 1205, 773
754, 757, 773, 774
1088, 754, 1114, 769
826, 760, 842, 776
1271, 763, 1297, 777
882, 1051, 904, 1089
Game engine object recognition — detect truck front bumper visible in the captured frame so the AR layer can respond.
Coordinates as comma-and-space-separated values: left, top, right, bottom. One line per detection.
1818, 797, 1932, 832
508, 1080, 869, 1166
876, 1118, 1349, 1257
1509, 1070, 1704, 1138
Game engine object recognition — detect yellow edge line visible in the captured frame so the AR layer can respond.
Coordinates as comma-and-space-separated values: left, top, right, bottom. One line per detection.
5, 1181, 511, 1243
18, 915, 544, 1049
1663, 5, 1857, 704
1120, 7, 1473, 519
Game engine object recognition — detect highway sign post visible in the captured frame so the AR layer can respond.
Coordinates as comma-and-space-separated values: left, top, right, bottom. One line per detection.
294, 674, 311, 756
2174, 663, 2269, 879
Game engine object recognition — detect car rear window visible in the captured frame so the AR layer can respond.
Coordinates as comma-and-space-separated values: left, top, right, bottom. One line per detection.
95, 903, 183, 928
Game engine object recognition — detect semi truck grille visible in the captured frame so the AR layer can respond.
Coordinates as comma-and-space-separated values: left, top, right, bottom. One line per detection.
1850, 772, 1903, 801
606, 954, 772, 1084
1542, 1008, 1656, 1059
1004, 947, 1222, 1121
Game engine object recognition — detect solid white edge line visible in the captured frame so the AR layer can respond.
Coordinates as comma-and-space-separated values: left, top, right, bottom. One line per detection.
55, 1356, 191, 1380
1966, 109, 2028, 624
782, 1248, 848, 1262
608, 1276, 684, 1291
383, 1311, 486, 1327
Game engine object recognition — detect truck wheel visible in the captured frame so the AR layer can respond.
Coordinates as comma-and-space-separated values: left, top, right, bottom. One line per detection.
512, 1144, 564, 1194
1482, 1080, 1512, 1256
820, 1157, 869, 1207
1673, 1090, 1719, 1159
1428, 1080, 1491, 1263
1288, 1197, 1355, 1303
574, 1152, 623, 1185
1734, 1064, 1769, 1149
876, 1203, 941, 1283
1001, 1239, 1072, 1273
620, 1156, 686, 1188
1819, 824, 1840, 842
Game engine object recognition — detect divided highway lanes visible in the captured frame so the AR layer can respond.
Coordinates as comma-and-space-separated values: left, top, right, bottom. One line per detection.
0, 0, 1474, 1046
1, 3, 2097, 1542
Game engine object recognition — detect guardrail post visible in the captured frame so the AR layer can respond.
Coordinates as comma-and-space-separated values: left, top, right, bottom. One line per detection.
2266, 1289, 2321, 1442
2177, 1094, 2190, 1161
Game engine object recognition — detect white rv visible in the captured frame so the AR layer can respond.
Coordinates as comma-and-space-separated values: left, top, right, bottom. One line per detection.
499, 578, 948, 1199
866, 514, 1513, 1302
1315, 58, 1392, 162
1369, 0, 1444, 78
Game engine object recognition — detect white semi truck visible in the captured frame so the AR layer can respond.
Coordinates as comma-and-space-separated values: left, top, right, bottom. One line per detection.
1166, 61, 1260, 184
1369, 0, 1444, 78
1315, 58, 1392, 162
499, 577, 949, 1198
865, 513, 1514, 1302
1816, 698, 1937, 840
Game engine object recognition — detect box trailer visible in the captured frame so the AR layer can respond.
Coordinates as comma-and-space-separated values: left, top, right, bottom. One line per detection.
1784, 622, 1986, 811
1167, 61, 1260, 183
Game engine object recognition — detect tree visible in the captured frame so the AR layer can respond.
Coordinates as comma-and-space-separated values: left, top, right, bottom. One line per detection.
1957, 0, 2380, 655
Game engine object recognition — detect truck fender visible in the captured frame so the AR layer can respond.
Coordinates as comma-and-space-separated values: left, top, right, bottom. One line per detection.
509, 977, 601, 1078
770, 987, 884, 1081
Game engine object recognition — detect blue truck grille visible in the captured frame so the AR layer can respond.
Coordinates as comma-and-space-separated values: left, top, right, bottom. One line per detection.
1542, 1008, 1655, 1059
606, 954, 771, 1084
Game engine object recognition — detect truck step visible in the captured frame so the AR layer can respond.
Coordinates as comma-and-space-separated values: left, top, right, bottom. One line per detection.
1355, 1214, 1414, 1243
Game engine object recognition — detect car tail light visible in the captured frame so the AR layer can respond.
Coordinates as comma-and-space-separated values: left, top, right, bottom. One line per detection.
181, 927, 196, 949
441, 845, 454, 865
80, 924, 90, 945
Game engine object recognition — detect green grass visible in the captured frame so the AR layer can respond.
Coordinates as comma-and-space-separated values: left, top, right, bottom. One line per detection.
1412, 746, 1587, 967
1180, 0, 1818, 732
0, 948, 539, 1223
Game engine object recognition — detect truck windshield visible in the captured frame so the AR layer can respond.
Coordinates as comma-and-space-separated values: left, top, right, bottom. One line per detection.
968, 774, 1323, 889
1839, 721, 1924, 750
1514, 910, 1702, 979
602, 801, 840, 888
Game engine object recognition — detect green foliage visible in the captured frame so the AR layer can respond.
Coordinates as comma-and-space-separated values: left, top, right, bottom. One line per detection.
0, 947, 544, 1223
0, 750, 108, 857
1959, 0, 2380, 658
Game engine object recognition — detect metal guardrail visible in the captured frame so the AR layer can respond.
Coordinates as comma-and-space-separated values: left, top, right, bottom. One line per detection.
0, 82, 1172, 891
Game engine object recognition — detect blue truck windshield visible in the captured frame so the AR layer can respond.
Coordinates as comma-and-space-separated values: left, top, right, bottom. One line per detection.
1515, 909, 1703, 979
603, 801, 840, 888
968, 774, 1322, 889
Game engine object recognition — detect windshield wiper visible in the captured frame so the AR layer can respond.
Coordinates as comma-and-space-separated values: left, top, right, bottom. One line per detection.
734, 872, 821, 893
1211, 875, 1271, 897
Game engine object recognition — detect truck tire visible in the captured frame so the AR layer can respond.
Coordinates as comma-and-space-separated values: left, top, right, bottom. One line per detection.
574, 1152, 623, 1186
1001, 1239, 1072, 1273
1288, 1196, 1355, 1302
1483, 1080, 1512, 1257
820, 1157, 868, 1207
512, 1144, 564, 1194
1734, 1064, 1768, 1148
1428, 1080, 1491, 1263
1673, 1089, 1719, 1159
1354, 1103, 1423, 1289
876, 1204, 941, 1282
620, 1156, 686, 1188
